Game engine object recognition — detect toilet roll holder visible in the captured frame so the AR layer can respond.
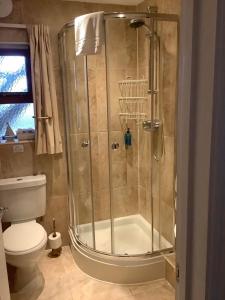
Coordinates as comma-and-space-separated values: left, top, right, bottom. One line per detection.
48, 218, 62, 258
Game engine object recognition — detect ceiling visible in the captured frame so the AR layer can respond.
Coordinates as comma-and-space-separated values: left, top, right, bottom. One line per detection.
64, 0, 143, 6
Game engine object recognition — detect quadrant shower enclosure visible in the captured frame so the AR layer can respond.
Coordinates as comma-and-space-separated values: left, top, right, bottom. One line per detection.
59, 9, 179, 283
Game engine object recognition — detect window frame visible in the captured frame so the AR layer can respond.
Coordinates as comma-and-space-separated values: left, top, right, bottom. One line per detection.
0, 47, 33, 104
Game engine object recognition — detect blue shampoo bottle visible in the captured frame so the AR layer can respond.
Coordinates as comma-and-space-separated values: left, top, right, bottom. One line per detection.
124, 128, 132, 149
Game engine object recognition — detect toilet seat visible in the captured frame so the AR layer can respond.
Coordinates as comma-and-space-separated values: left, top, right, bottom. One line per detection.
3, 221, 47, 255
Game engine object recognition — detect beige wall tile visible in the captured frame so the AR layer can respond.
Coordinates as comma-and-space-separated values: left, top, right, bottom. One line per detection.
159, 136, 175, 207
136, 0, 179, 245
160, 201, 174, 244
93, 189, 111, 221
76, 192, 93, 225
70, 133, 91, 196
40, 195, 69, 246
91, 132, 110, 192
112, 186, 138, 218
0, 143, 35, 179
166, 260, 176, 288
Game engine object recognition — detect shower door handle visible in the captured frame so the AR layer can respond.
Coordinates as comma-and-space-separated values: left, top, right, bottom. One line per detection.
81, 140, 89, 148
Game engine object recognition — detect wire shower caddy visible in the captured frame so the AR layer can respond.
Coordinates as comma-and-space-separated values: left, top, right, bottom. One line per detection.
118, 79, 148, 123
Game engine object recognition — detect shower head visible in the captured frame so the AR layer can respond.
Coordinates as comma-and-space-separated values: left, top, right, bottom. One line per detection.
129, 19, 145, 29
129, 19, 151, 33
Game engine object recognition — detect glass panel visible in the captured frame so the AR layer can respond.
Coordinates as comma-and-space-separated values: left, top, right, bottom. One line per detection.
105, 16, 177, 255
136, 19, 154, 255
87, 49, 112, 254
105, 18, 151, 255
60, 28, 94, 248
140, 17, 161, 252
0, 103, 34, 137
0, 56, 28, 92
139, 19, 177, 251
157, 20, 178, 249
138, 18, 177, 252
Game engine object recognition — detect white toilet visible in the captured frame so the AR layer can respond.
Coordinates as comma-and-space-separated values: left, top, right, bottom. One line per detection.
0, 175, 47, 293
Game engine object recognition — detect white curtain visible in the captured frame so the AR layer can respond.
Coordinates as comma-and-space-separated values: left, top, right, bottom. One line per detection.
28, 25, 62, 155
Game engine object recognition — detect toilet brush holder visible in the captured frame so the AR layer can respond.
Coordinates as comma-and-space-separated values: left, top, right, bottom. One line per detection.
48, 218, 62, 258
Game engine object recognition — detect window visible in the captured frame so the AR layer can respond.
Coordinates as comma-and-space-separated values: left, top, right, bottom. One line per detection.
0, 47, 35, 138
0, 48, 33, 103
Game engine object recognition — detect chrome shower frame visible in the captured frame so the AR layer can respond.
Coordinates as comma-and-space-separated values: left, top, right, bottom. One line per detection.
59, 11, 179, 33
59, 10, 179, 261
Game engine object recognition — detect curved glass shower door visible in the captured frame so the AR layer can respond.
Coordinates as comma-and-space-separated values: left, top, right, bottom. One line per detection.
59, 11, 178, 257
105, 15, 177, 255
105, 17, 153, 255
60, 28, 95, 249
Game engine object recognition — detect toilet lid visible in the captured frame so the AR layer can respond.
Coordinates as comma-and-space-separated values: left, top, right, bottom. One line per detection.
3, 221, 46, 253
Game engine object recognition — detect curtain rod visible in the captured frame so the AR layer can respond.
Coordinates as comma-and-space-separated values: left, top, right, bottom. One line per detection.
0, 23, 27, 29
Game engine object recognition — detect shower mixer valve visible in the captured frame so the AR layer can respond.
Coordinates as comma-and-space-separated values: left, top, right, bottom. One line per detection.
81, 140, 89, 148
142, 120, 161, 131
111, 142, 119, 150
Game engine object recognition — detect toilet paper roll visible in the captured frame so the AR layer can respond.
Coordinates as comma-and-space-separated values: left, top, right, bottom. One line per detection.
48, 232, 62, 249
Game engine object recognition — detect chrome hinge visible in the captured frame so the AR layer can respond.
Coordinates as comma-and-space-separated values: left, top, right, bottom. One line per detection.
176, 264, 180, 282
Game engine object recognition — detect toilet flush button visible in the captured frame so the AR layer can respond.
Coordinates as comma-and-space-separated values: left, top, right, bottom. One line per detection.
13, 145, 24, 153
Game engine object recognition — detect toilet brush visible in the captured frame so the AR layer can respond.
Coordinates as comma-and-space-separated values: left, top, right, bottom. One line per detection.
53, 218, 56, 237
48, 218, 62, 258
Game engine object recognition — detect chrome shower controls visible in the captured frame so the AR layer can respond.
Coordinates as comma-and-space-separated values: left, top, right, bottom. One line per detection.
81, 140, 89, 148
111, 142, 119, 150
143, 120, 161, 131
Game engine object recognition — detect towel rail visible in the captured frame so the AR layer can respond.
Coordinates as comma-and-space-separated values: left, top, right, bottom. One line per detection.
0, 23, 27, 29
32, 116, 52, 120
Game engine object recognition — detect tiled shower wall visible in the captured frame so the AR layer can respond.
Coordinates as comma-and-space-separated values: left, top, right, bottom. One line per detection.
0, 0, 180, 245
137, 0, 180, 243
67, 2, 179, 249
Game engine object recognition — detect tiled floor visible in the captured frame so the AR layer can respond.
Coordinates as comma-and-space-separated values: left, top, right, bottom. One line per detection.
35, 246, 175, 300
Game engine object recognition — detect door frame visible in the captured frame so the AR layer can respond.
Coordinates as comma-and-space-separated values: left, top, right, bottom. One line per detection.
205, 0, 225, 298
176, 0, 219, 299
